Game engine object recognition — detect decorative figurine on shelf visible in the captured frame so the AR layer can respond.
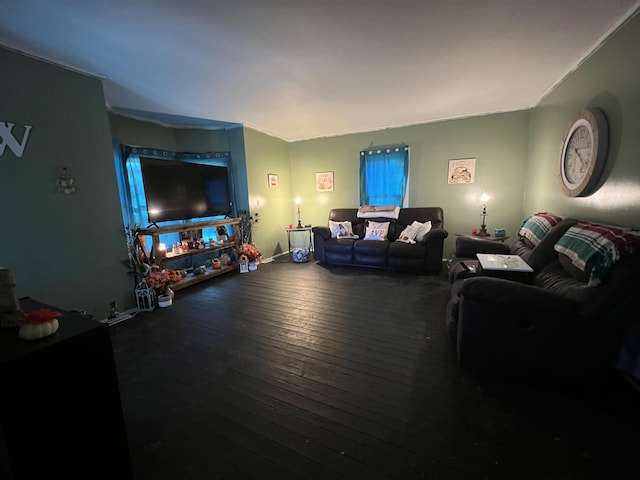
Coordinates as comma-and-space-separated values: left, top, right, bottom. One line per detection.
239, 254, 249, 273
217, 225, 229, 243
193, 266, 206, 275
220, 253, 232, 266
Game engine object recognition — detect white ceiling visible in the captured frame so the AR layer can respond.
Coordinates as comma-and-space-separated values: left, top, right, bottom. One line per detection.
1, 0, 639, 141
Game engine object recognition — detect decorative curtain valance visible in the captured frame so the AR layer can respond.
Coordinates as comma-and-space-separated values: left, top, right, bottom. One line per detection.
122, 146, 231, 164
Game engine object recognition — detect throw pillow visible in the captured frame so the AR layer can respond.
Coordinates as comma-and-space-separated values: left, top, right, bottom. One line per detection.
364, 220, 390, 241
397, 222, 421, 244
329, 220, 354, 239
554, 222, 640, 286
518, 213, 563, 247
413, 220, 433, 242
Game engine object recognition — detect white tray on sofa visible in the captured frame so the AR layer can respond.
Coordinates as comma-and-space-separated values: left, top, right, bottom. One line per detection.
476, 254, 533, 272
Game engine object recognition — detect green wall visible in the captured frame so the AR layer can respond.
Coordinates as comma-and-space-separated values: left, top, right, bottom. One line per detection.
0, 47, 130, 319
109, 114, 178, 151
525, 12, 640, 226
289, 111, 531, 258
243, 127, 292, 256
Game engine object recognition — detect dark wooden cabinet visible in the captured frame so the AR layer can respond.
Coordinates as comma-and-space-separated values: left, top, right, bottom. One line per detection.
0, 299, 132, 479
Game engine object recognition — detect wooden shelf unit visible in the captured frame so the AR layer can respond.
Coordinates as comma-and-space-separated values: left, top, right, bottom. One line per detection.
137, 218, 241, 291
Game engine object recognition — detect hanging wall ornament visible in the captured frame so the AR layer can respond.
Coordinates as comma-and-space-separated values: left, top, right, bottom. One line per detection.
54, 163, 77, 194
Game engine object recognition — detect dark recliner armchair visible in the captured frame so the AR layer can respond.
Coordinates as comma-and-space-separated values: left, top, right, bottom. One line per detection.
446, 215, 640, 385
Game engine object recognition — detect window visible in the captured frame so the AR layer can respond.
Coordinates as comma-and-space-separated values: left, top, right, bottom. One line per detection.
359, 146, 409, 206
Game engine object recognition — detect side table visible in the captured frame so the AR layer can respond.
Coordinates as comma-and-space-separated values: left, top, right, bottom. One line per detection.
455, 233, 510, 243
286, 227, 313, 252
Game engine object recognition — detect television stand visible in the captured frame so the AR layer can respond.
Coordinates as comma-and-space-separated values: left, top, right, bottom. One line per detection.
137, 218, 241, 291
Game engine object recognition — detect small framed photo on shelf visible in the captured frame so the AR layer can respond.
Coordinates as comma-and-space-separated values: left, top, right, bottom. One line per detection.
316, 171, 334, 192
268, 173, 278, 188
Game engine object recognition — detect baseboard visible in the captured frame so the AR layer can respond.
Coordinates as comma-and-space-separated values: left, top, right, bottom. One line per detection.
261, 252, 292, 263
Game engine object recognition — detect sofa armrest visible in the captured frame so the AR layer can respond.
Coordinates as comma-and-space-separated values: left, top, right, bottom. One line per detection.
455, 236, 510, 258
312, 226, 331, 240
421, 228, 449, 244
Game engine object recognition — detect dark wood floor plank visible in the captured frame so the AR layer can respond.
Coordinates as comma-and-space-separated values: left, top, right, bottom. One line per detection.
111, 259, 640, 480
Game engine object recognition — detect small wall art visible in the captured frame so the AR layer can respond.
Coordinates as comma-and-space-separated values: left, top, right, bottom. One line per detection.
268, 173, 278, 188
316, 171, 334, 192
448, 157, 476, 184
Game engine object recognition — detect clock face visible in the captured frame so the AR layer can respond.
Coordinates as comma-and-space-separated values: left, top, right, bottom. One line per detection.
563, 124, 592, 184
558, 109, 609, 197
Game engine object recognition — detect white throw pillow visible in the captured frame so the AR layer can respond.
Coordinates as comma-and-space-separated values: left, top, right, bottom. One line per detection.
329, 220, 354, 238
363, 221, 390, 241
412, 221, 432, 242
397, 223, 421, 243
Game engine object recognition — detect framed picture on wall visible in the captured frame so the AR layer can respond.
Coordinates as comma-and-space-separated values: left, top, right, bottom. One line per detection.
316, 171, 334, 192
448, 158, 476, 184
268, 173, 278, 188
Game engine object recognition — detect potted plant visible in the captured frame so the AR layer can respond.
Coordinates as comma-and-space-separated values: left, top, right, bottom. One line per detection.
145, 269, 182, 307
237, 242, 261, 270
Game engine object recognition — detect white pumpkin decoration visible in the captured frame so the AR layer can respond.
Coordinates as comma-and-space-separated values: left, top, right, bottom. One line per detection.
19, 319, 59, 340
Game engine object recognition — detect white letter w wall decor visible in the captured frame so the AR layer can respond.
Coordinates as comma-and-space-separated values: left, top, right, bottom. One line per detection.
0, 121, 33, 157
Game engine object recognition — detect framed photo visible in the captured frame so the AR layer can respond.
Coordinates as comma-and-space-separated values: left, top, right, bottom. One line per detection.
448, 158, 476, 184
267, 173, 278, 188
316, 171, 334, 192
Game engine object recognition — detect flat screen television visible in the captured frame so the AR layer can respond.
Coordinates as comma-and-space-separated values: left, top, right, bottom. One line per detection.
139, 157, 232, 223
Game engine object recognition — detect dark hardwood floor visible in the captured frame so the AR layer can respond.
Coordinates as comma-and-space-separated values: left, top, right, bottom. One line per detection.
110, 257, 639, 480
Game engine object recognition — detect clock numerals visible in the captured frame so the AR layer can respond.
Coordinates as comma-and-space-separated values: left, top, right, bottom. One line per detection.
564, 126, 593, 184
559, 109, 609, 197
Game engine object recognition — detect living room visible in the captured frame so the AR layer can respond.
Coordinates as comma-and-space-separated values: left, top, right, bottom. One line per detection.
1, 2, 640, 477
3, 4, 640, 318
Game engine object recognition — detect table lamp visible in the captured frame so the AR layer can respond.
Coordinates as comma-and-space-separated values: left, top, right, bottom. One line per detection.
295, 197, 303, 228
477, 191, 490, 237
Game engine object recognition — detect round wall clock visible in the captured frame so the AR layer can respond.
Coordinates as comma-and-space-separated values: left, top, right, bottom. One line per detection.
558, 108, 609, 197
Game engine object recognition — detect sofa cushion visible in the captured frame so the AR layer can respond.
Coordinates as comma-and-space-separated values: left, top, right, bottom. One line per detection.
354, 239, 389, 255
388, 240, 426, 259
396, 222, 421, 243
354, 239, 389, 267
329, 220, 355, 238
554, 222, 640, 285
523, 218, 577, 271
518, 212, 563, 247
364, 220, 390, 241
414, 221, 432, 242
324, 238, 357, 253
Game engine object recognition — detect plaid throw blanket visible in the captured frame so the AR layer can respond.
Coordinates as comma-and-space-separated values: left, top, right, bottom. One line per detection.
554, 222, 640, 285
518, 212, 563, 246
